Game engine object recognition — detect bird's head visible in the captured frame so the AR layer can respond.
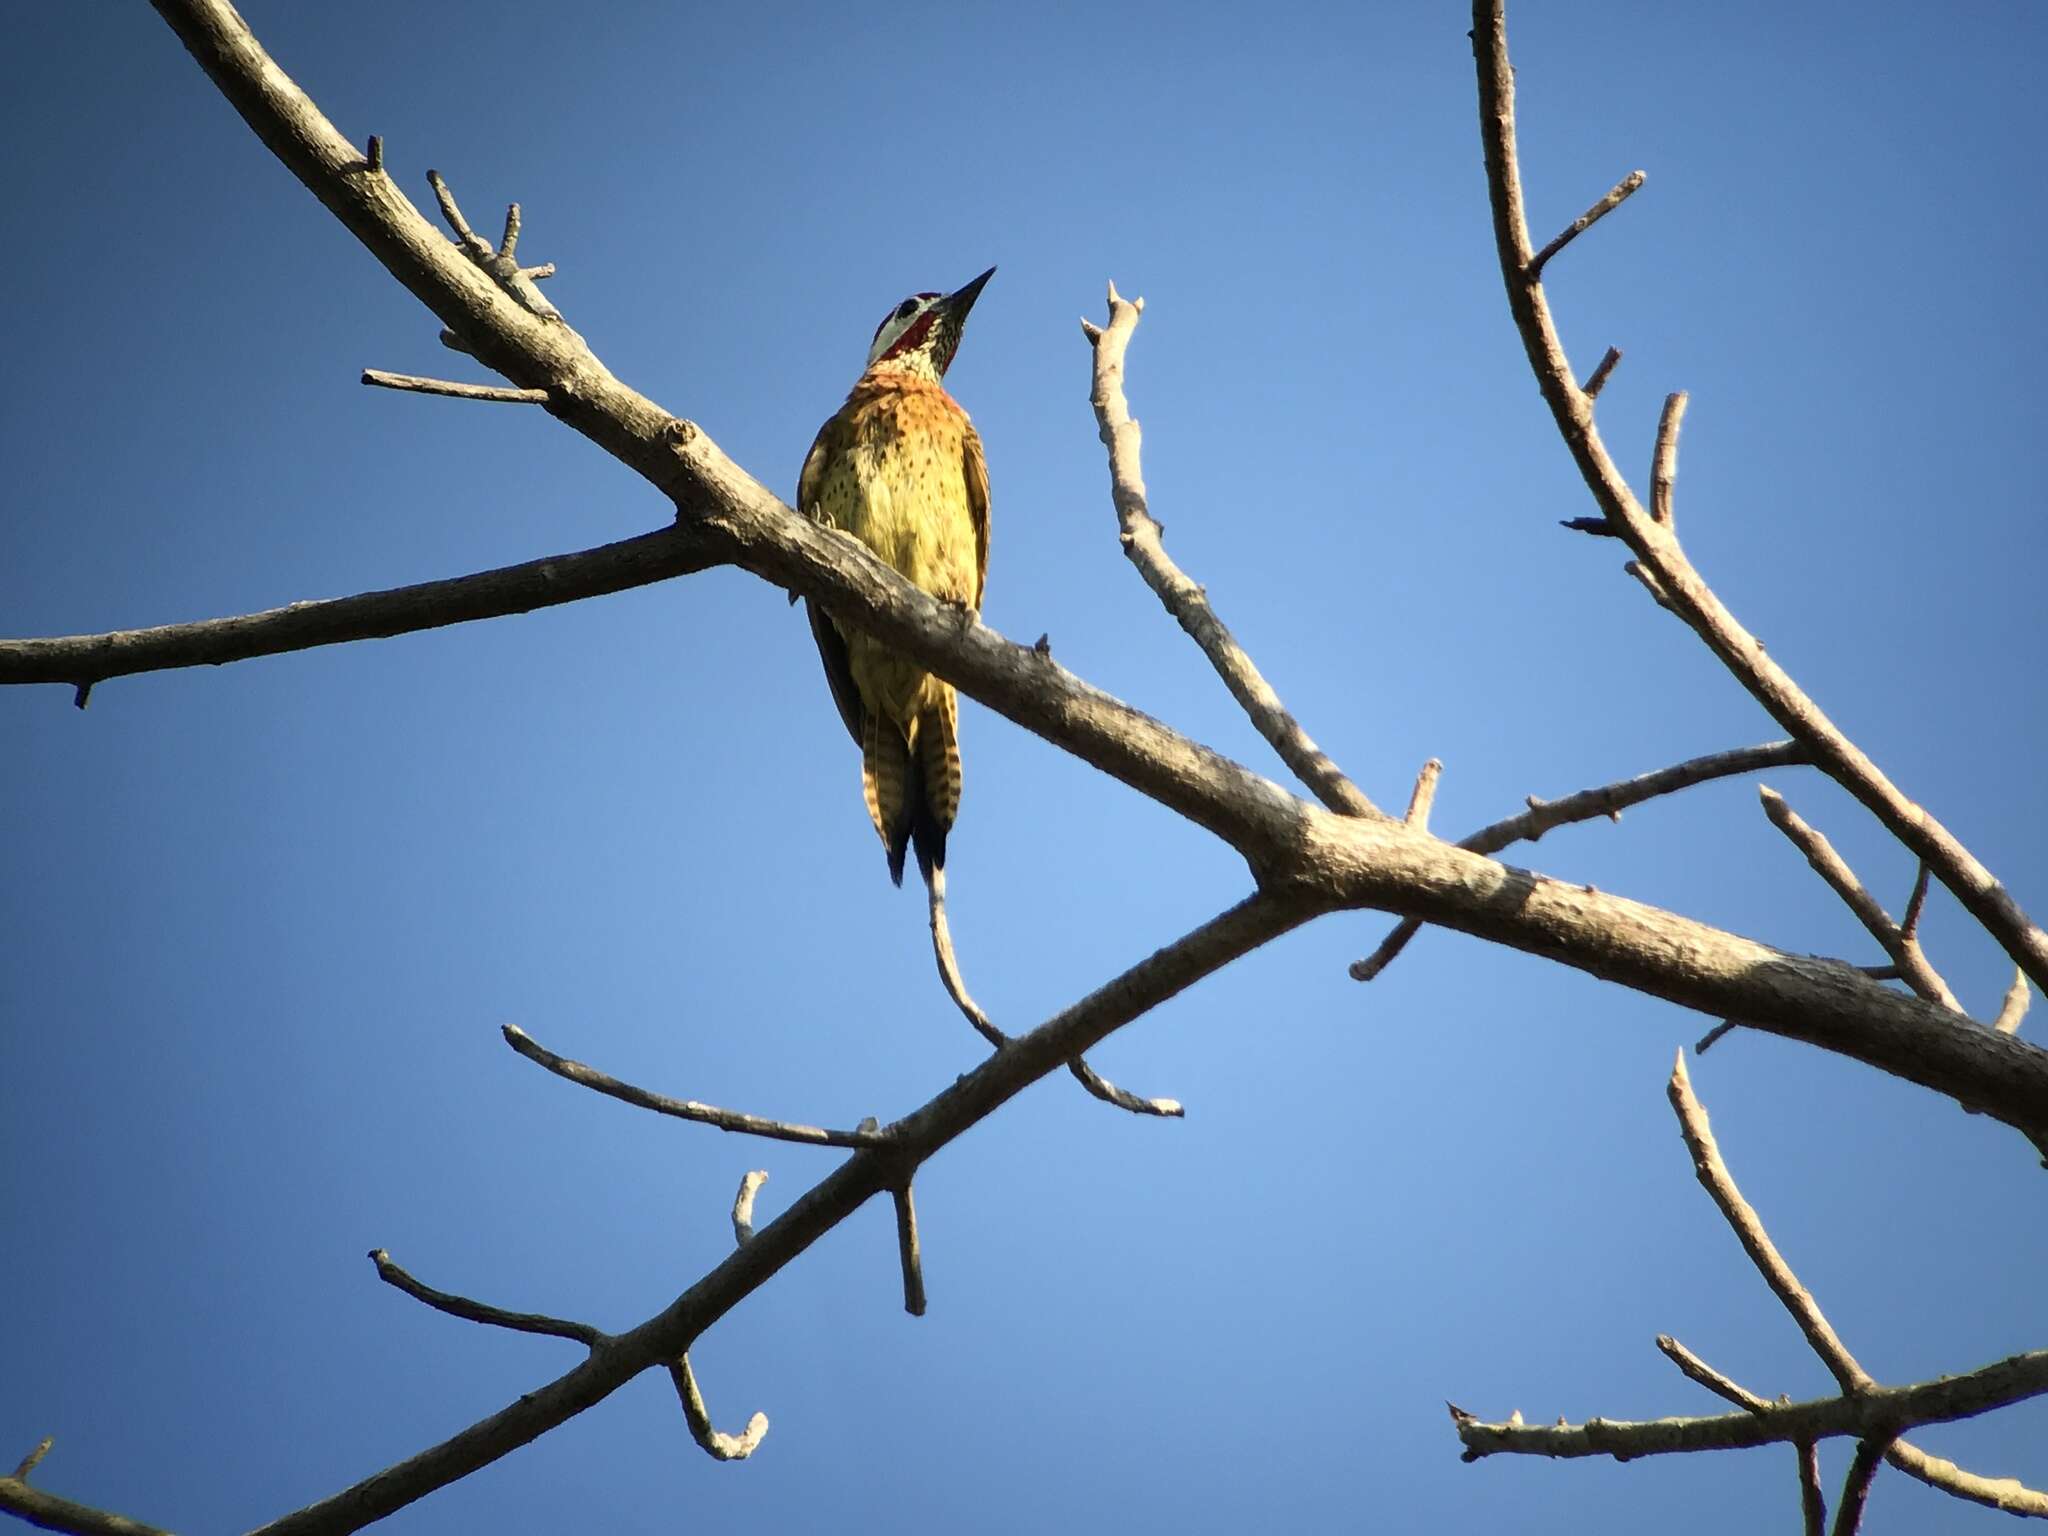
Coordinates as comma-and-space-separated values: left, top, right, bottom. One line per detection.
863, 267, 995, 381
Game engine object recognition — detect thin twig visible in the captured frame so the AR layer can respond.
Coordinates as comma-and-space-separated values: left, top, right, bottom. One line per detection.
1471, 0, 2048, 998
1995, 968, 2031, 1035
1582, 345, 1622, 400
1832, 1436, 1892, 1536
731, 1171, 767, 1247
368, 1249, 606, 1348
892, 1182, 927, 1318
1693, 1020, 1740, 1054
1083, 283, 1381, 819
502, 1025, 888, 1148
1405, 758, 1443, 828
1655, 1335, 1770, 1413
1353, 740, 1812, 981
361, 369, 546, 404
10, 1438, 53, 1482
1526, 169, 1646, 281
364, 134, 381, 173
1900, 862, 1933, 943
927, 870, 1182, 1117
1669, 1053, 1871, 1389
1649, 391, 1687, 524
668, 1355, 769, 1463
1799, 1441, 1827, 1536
498, 201, 521, 261
1758, 788, 1963, 1012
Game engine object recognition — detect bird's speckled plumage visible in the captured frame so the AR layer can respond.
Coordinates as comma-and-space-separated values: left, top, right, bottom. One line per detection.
801, 272, 992, 885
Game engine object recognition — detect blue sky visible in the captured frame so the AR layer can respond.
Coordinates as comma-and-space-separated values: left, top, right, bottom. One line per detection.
3, 2, 2044, 1531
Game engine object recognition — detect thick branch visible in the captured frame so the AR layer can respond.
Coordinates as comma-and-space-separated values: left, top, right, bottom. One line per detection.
1470, 0, 2048, 997
1353, 739, 1813, 981
1451, 1348, 2048, 1461
0, 1479, 170, 1536
1083, 283, 1381, 819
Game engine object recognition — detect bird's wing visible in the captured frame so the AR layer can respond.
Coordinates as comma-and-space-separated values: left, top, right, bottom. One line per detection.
799, 415, 866, 747
963, 419, 990, 609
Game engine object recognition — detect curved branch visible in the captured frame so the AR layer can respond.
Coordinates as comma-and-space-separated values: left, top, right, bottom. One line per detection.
1470, 0, 2048, 997
233, 892, 1310, 1535
368, 1249, 606, 1348
501, 1025, 888, 1149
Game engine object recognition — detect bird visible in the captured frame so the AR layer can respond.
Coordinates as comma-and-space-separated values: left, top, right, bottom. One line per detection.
799, 268, 994, 888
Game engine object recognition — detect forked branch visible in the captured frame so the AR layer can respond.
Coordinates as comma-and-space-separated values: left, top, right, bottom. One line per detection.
1452, 1054, 2048, 1525
1470, 0, 2048, 997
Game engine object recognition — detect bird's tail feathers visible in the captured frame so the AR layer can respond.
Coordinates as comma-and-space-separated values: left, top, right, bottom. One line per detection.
861, 711, 916, 887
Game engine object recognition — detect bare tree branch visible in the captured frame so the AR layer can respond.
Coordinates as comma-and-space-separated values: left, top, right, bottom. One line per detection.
1352, 740, 1813, 981
668, 1355, 769, 1463
360, 368, 546, 404
1655, 1335, 1770, 1414
0, 526, 720, 694
1456, 1054, 2048, 1517
1995, 968, 2032, 1036
6, 1445, 51, 1486
1668, 1053, 1871, 1389
1800, 1440, 1827, 1536
926, 870, 1181, 1116
1758, 788, 1963, 1012
1082, 283, 1381, 820
501, 1024, 889, 1149
0, 0, 2027, 1175
1648, 390, 1687, 525
730, 1171, 768, 1247
368, 1248, 606, 1349
1405, 759, 1443, 828
1526, 169, 1645, 281
0, 1477, 170, 1536
1832, 1436, 1893, 1536
1469, 0, 2048, 998
1582, 344, 1623, 400
1670, 1053, 2048, 1515
223, 893, 1309, 1534
893, 1182, 927, 1318
1450, 1348, 2048, 1463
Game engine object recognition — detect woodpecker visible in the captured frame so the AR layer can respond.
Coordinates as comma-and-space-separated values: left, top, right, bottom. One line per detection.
800, 268, 994, 887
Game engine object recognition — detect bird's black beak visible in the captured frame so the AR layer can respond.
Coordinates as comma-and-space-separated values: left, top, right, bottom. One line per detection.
945, 266, 996, 319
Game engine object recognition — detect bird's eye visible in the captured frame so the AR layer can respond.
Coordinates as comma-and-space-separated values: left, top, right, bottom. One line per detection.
895, 299, 917, 320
